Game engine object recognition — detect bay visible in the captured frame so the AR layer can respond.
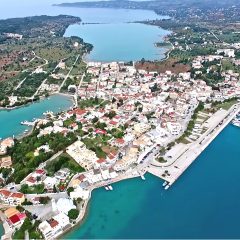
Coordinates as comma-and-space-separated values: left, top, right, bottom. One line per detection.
0, 94, 73, 139
64, 22, 170, 62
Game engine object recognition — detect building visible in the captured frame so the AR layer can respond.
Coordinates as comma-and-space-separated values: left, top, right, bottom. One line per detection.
66, 140, 98, 170
0, 189, 25, 205
0, 138, 14, 155
166, 122, 182, 135
0, 156, 12, 168
39, 221, 53, 240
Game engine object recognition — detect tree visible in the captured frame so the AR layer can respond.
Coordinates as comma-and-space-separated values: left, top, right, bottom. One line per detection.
67, 187, 74, 196
68, 209, 79, 220
39, 196, 50, 204
160, 147, 166, 155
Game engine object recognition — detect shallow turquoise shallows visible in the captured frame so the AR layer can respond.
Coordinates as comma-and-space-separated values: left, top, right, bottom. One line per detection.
64, 23, 170, 62
0, 95, 73, 139
64, 125, 240, 239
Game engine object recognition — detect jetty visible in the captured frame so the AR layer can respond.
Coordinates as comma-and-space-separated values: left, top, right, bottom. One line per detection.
148, 104, 240, 188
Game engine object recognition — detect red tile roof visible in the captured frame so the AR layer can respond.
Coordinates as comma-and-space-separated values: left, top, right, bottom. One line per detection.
11, 192, 24, 199
0, 189, 11, 197
35, 169, 45, 175
109, 120, 118, 125
97, 158, 106, 164
9, 214, 21, 224
49, 219, 59, 228
26, 177, 36, 183
95, 129, 107, 135
115, 138, 125, 145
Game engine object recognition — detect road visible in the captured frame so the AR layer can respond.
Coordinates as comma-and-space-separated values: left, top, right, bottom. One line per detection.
149, 103, 240, 185
58, 54, 80, 92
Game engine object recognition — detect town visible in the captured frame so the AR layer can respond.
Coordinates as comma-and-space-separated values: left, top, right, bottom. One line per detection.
1, 44, 240, 239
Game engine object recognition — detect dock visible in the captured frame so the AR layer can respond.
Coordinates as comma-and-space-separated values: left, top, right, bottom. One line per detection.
148, 104, 240, 188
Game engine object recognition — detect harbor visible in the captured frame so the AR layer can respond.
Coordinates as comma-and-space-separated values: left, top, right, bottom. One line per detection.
64, 123, 240, 240
148, 103, 240, 188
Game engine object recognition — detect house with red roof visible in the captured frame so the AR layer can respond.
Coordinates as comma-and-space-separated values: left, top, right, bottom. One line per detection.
9, 213, 26, 227
95, 129, 107, 135
114, 138, 125, 147
0, 189, 25, 205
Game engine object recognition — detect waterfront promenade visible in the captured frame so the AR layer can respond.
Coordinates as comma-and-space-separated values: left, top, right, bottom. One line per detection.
148, 103, 240, 187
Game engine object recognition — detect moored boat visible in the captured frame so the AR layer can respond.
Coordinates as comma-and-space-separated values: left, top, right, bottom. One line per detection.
162, 181, 168, 187
164, 185, 170, 190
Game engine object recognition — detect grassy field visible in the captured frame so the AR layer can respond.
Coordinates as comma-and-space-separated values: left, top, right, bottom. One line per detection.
214, 99, 238, 110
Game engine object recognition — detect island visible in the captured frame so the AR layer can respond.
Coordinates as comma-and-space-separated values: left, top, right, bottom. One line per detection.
1, 1, 240, 239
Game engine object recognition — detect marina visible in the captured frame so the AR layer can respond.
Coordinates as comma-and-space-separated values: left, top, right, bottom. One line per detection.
232, 113, 240, 127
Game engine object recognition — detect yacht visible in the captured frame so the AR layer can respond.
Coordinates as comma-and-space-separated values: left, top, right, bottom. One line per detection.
141, 175, 146, 180
108, 185, 113, 191
162, 181, 168, 187
104, 186, 109, 191
232, 118, 240, 127
164, 185, 170, 190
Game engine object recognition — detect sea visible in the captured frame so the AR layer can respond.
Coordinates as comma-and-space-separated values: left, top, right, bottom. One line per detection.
1, 1, 240, 239
0, 94, 73, 139
65, 124, 240, 239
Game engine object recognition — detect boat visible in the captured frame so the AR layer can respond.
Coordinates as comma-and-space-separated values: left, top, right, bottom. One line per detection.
232, 118, 240, 127
108, 185, 113, 191
43, 111, 53, 116
164, 185, 170, 190
140, 175, 146, 180
162, 181, 168, 187
21, 120, 35, 126
104, 186, 109, 191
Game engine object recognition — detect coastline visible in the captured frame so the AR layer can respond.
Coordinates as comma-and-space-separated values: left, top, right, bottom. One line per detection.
149, 103, 240, 187
0, 93, 75, 141
61, 105, 240, 238
60, 171, 145, 239
0, 93, 75, 112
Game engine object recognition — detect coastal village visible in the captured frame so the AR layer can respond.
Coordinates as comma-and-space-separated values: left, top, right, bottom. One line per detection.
1, 46, 240, 239
1, 7, 240, 239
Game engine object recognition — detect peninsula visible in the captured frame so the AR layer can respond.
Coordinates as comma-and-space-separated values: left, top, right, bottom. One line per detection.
1, 1, 240, 239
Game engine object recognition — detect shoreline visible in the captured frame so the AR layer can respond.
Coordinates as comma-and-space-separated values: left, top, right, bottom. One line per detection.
0, 93, 75, 141
59, 171, 144, 239
148, 104, 240, 187
0, 93, 75, 112
61, 105, 239, 237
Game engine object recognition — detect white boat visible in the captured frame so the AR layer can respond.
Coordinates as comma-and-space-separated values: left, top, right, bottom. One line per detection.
233, 122, 240, 127
164, 185, 170, 190
104, 186, 109, 191
162, 181, 168, 187
141, 175, 146, 180
232, 119, 240, 127
21, 120, 35, 126
108, 185, 113, 191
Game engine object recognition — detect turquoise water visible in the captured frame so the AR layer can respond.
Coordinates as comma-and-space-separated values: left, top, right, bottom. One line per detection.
0, 1, 170, 62
64, 23, 170, 62
1, 1, 240, 239
0, 1, 163, 22
0, 94, 73, 139
65, 124, 240, 239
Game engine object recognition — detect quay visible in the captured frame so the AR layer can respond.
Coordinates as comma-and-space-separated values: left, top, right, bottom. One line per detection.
148, 103, 240, 188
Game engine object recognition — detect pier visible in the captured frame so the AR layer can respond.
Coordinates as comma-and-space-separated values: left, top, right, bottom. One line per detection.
148, 104, 240, 188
